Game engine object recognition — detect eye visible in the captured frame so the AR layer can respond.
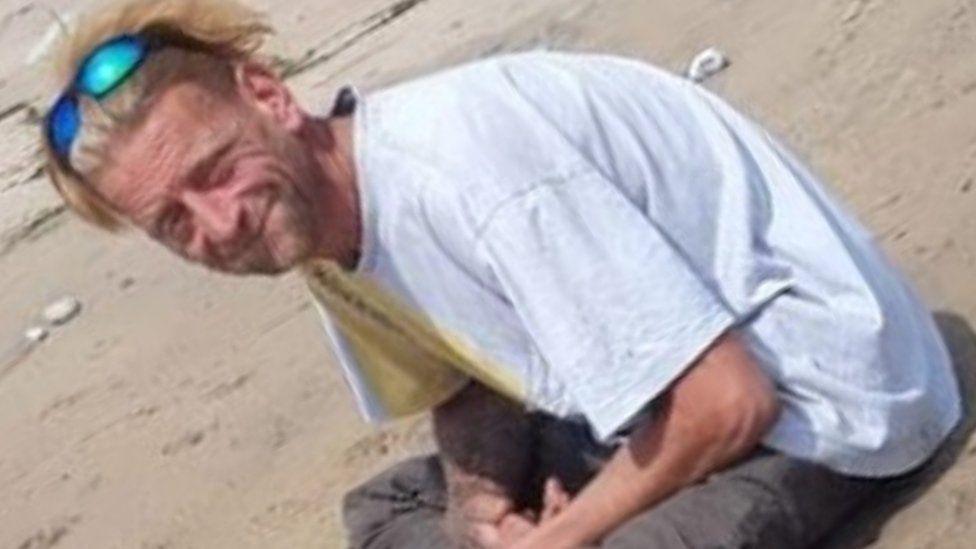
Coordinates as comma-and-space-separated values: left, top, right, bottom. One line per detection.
195, 144, 237, 190
158, 204, 191, 244
212, 160, 236, 187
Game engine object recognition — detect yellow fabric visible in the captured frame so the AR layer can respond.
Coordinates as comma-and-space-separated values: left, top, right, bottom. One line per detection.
302, 260, 525, 417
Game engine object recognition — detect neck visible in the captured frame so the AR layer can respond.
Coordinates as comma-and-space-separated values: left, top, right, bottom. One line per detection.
305, 114, 361, 270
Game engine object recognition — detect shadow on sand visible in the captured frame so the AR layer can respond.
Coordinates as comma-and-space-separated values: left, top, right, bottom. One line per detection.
823, 311, 976, 548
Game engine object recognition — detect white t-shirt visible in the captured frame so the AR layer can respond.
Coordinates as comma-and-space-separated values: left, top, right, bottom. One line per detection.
314, 51, 961, 477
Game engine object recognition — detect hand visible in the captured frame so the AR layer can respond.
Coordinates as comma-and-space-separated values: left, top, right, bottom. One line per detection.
445, 490, 516, 547
471, 477, 572, 548
466, 511, 534, 548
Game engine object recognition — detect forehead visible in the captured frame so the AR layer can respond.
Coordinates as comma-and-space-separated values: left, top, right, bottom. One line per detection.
96, 82, 241, 218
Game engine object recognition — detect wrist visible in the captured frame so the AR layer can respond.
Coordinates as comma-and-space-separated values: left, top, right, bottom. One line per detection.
520, 508, 594, 549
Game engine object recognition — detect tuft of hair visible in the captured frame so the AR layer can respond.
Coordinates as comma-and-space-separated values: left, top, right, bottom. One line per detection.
42, 0, 273, 231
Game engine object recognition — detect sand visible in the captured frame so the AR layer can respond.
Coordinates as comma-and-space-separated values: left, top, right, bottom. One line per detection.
1, 0, 974, 547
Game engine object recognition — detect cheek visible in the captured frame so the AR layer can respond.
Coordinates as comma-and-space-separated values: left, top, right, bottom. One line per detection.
264, 199, 305, 234
263, 202, 316, 259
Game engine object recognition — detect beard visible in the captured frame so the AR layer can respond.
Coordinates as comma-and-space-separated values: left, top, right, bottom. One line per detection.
221, 122, 326, 276
202, 111, 349, 276
221, 190, 318, 276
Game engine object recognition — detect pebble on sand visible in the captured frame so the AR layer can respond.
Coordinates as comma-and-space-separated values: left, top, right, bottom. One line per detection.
43, 296, 82, 326
686, 47, 730, 83
24, 326, 49, 343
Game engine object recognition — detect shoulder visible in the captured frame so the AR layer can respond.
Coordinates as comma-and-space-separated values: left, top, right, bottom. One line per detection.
359, 53, 603, 229
358, 52, 693, 240
366, 51, 679, 114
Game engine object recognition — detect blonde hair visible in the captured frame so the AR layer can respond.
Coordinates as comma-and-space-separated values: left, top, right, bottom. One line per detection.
42, 0, 273, 230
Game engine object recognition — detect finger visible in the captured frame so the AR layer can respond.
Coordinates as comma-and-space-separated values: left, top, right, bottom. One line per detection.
468, 522, 502, 548
458, 493, 514, 524
541, 477, 570, 521
518, 508, 538, 523
555, 478, 570, 507
541, 478, 557, 520
499, 513, 536, 540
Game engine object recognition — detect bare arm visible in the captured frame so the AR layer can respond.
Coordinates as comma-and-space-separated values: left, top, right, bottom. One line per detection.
433, 381, 533, 546
515, 331, 781, 548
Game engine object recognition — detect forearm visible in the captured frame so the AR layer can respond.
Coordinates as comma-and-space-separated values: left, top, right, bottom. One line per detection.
522, 333, 780, 547
529, 396, 763, 546
433, 381, 533, 541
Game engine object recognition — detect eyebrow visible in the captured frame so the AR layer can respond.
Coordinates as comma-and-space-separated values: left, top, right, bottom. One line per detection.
140, 131, 237, 234
181, 133, 237, 187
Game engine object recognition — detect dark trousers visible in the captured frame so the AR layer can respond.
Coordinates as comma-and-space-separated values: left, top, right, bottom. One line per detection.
343, 415, 886, 548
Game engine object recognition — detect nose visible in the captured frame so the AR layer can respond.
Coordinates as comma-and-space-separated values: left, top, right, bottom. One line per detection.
181, 189, 245, 248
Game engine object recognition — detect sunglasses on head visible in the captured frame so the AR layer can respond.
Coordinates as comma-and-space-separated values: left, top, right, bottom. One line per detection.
45, 34, 151, 165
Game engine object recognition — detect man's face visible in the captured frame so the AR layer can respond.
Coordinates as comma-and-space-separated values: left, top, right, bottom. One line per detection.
97, 72, 323, 275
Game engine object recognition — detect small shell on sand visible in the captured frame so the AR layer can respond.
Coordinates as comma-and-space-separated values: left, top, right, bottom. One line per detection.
686, 47, 730, 82
24, 326, 49, 343
43, 296, 82, 326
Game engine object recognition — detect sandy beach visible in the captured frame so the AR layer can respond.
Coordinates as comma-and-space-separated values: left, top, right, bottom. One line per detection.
1, 0, 975, 547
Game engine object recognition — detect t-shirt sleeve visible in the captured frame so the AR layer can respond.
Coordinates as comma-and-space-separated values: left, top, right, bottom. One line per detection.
475, 169, 736, 439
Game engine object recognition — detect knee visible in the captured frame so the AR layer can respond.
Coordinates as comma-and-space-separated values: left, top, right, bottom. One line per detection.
341, 478, 383, 548
601, 513, 692, 549
341, 479, 373, 523
342, 455, 447, 547
342, 457, 428, 525
601, 494, 797, 549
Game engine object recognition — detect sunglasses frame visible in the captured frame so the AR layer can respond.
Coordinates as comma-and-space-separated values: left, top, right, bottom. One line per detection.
45, 34, 152, 166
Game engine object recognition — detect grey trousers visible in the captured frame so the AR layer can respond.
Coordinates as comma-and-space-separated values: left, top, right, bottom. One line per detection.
343, 415, 886, 548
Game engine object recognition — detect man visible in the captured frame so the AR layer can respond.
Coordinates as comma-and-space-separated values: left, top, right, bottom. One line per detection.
40, 1, 961, 547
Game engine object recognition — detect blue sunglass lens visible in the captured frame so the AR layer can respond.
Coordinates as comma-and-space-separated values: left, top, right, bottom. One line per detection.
48, 95, 81, 159
76, 35, 149, 97
47, 34, 149, 160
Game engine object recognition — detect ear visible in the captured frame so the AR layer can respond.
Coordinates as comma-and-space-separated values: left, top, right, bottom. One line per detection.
233, 62, 304, 132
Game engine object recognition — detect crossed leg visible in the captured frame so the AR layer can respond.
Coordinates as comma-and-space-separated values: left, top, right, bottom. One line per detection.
601, 449, 881, 548
343, 428, 884, 549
